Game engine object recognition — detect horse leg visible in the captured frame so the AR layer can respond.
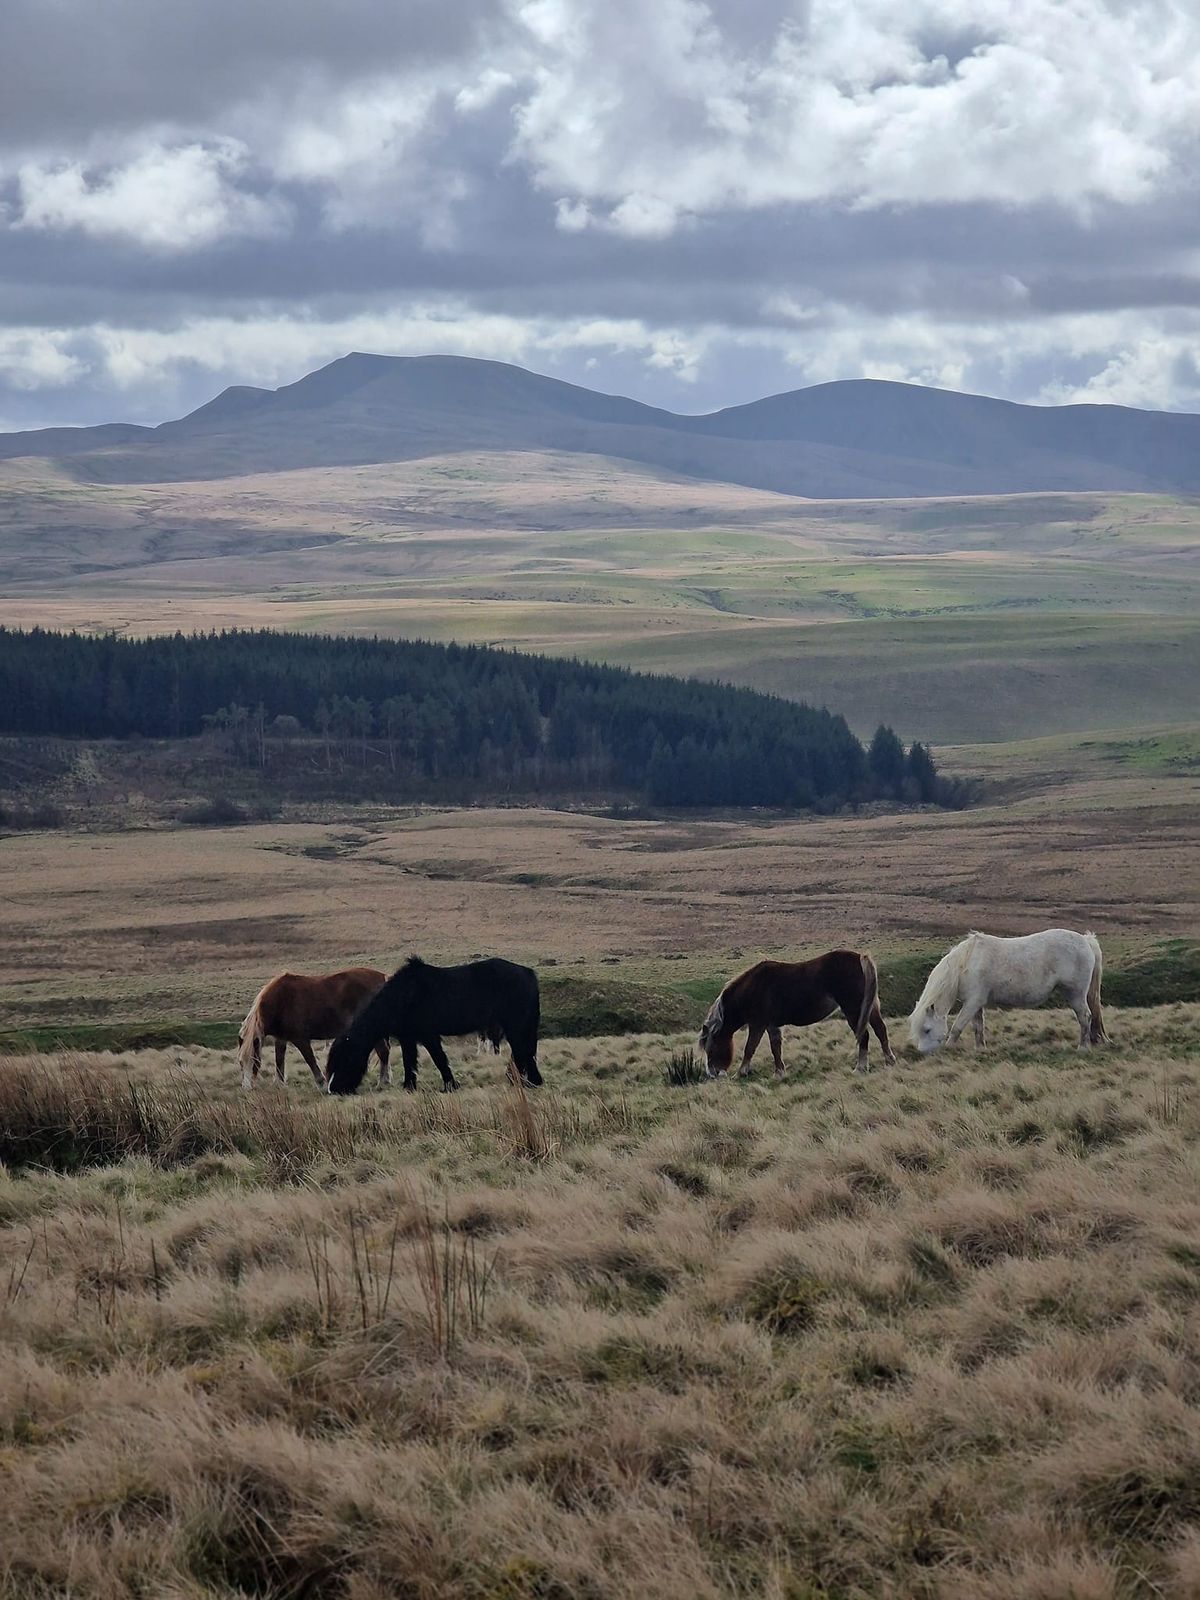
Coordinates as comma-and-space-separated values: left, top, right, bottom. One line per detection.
375, 1039, 391, 1088
510, 1024, 542, 1086
768, 1026, 785, 1077
274, 1038, 287, 1084
1071, 994, 1093, 1050
837, 1001, 870, 1073
972, 1010, 986, 1050
870, 1004, 896, 1068
853, 1025, 870, 1074
869, 1001, 896, 1066
296, 1039, 325, 1089
947, 994, 981, 1047
422, 1035, 459, 1093
737, 1026, 765, 1078
400, 1038, 419, 1092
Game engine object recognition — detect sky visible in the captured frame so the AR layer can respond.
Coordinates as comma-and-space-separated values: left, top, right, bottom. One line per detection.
2, 0, 1200, 431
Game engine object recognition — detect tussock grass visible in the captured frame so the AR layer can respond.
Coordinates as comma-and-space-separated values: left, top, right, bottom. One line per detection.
0, 1008, 1198, 1596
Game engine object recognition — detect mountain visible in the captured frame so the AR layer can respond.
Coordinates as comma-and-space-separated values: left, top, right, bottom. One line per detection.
4, 352, 1200, 499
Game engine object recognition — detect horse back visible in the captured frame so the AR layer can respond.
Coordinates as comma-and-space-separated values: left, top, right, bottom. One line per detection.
393, 956, 539, 1040
728, 951, 865, 1027
263, 967, 386, 1041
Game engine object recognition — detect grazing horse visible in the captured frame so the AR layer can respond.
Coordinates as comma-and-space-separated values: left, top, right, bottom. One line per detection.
700, 951, 895, 1078
909, 929, 1106, 1054
326, 955, 541, 1094
238, 968, 390, 1090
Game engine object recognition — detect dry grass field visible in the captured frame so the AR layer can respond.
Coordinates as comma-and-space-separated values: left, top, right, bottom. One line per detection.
1, 726, 1197, 1043
1, 1008, 1198, 1598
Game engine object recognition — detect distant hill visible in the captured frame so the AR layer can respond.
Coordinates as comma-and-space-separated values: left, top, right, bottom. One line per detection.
4, 353, 1200, 499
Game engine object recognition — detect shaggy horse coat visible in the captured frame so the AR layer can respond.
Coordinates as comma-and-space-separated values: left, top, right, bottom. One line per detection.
700, 951, 895, 1077
909, 929, 1106, 1053
237, 968, 390, 1090
326, 955, 541, 1094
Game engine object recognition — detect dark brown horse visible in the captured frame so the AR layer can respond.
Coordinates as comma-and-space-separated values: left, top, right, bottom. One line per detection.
699, 951, 896, 1077
238, 968, 390, 1090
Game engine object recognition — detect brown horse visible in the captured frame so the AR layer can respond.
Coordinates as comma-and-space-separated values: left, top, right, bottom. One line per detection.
699, 951, 896, 1077
238, 968, 390, 1090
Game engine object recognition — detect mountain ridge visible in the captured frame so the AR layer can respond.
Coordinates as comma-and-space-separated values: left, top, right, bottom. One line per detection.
3, 353, 1200, 499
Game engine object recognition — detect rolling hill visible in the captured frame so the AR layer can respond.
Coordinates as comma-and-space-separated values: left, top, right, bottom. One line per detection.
2, 354, 1198, 748
6, 352, 1200, 498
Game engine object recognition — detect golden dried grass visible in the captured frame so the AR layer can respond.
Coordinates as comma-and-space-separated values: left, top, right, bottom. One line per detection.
0, 1010, 1198, 1597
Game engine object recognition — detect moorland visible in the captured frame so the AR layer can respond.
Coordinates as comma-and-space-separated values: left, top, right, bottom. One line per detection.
1, 356, 1199, 1598
2, 356, 1200, 744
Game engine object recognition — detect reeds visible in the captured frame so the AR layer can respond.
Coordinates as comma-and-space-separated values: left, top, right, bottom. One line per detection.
664, 1047, 706, 1087
408, 1199, 497, 1358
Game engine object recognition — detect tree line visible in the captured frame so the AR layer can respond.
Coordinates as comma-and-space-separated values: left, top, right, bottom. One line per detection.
0, 627, 956, 810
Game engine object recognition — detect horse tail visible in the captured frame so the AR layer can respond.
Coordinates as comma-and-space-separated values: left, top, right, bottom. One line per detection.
237, 982, 271, 1081
1085, 933, 1107, 1044
856, 953, 879, 1044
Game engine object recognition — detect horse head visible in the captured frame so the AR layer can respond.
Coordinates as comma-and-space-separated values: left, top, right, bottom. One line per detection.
326, 1031, 369, 1094
909, 1006, 948, 1055
698, 994, 733, 1076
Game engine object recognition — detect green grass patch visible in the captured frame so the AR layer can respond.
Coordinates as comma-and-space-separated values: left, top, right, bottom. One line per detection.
539, 971, 693, 1037
1092, 728, 1200, 773
0, 1020, 236, 1055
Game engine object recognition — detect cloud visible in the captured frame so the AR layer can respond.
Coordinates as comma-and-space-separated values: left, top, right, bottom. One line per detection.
0, 330, 87, 390
2, 0, 1200, 425
512, 0, 1200, 231
6, 297, 1200, 427
73, 303, 710, 393
14, 142, 287, 250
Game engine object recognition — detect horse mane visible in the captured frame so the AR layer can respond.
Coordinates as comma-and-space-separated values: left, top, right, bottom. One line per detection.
911, 934, 978, 1019
701, 989, 726, 1033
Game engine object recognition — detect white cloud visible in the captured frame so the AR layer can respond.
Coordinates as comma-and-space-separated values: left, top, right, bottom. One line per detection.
454, 67, 517, 113
5, 297, 1199, 419
77, 303, 710, 393
757, 301, 1200, 413
3, 0, 1200, 426
0, 330, 87, 390
13, 141, 286, 250
1036, 338, 1198, 410
269, 83, 438, 185
510, 0, 1200, 231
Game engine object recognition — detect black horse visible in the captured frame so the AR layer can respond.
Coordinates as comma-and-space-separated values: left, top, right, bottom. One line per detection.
326, 955, 542, 1094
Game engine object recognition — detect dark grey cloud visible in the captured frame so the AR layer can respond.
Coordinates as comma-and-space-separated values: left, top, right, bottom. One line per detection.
0, 0, 499, 143
2, 0, 1200, 431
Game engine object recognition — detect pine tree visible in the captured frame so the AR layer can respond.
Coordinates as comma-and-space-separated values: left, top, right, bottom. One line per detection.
907, 741, 938, 802
868, 724, 907, 797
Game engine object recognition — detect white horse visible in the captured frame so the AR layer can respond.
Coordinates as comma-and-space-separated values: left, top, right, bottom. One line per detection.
909, 929, 1106, 1054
